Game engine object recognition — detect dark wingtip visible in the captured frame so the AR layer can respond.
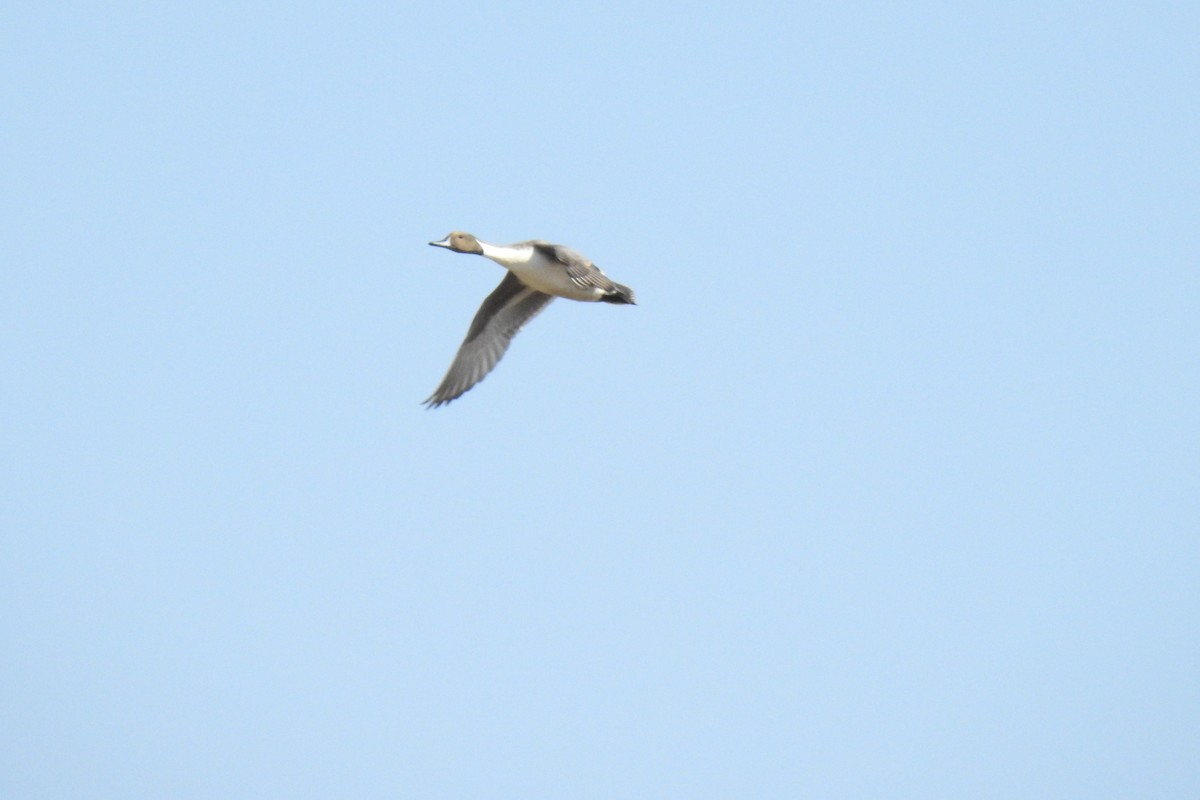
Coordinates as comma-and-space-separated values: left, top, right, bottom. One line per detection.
424, 390, 465, 408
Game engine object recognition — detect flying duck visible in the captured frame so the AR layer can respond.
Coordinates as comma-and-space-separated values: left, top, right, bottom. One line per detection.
424, 232, 636, 407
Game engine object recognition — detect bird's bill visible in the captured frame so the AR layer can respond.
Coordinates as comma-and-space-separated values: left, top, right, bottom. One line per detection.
429, 236, 451, 248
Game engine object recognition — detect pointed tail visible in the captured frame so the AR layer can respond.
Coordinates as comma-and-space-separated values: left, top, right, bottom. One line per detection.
600, 282, 636, 305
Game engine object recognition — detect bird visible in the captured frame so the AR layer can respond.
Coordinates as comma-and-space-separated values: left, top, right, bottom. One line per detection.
423, 231, 636, 407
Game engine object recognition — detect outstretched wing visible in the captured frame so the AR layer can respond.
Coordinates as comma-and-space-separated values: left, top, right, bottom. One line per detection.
424, 272, 554, 407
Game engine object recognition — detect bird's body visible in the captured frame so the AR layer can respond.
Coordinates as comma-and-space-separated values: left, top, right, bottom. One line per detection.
424, 232, 635, 407
476, 240, 628, 302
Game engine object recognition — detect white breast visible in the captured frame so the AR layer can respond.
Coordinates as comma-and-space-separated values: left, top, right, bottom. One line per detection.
480, 243, 603, 301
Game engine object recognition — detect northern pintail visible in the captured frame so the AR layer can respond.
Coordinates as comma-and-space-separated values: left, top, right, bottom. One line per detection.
424, 232, 636, 407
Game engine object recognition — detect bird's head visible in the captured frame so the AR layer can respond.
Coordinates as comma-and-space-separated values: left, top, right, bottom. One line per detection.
429, 231, 484, 255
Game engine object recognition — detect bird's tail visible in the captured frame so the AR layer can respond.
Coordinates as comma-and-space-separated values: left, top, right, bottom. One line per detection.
600, 282, 636, 305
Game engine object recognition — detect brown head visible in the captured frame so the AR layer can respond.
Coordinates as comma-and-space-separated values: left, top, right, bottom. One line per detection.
429, 231, 484, 255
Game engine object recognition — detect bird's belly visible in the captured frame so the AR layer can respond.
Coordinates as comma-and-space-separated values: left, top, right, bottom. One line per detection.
510, 263, 600, 301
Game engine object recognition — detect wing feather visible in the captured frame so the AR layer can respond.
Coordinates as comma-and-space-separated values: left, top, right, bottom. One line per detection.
424, 272, 554, 407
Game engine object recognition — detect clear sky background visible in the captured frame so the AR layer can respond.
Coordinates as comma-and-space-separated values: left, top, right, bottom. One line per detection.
3, 2, 1197, 797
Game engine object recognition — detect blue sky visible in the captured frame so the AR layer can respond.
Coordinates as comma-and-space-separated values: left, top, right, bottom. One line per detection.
3, 2, 1197, 797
